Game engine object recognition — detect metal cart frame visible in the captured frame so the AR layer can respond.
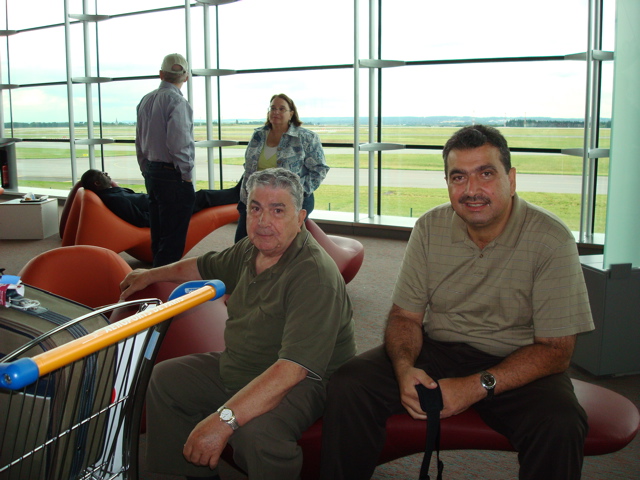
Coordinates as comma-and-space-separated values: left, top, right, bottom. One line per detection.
0, 281, 224, 480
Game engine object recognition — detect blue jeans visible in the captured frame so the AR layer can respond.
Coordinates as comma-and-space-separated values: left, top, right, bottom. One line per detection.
144, 162, 195, 267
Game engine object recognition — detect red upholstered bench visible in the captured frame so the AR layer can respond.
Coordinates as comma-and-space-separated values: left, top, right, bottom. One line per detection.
305, 219, 364, 284
143, 284, 640, 479
295, 378, 640, 479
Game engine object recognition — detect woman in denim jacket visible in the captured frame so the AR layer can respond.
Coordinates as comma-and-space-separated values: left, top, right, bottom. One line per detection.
235, 93, 329, 242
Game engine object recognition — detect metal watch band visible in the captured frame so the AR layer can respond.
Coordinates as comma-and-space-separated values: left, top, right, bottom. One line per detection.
216, 406, 239, 431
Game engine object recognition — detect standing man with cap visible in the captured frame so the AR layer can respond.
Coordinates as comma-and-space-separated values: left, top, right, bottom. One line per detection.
136, 53, 195, 267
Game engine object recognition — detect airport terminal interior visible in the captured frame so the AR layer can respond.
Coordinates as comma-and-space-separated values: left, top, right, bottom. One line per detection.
1, 1, 638, 479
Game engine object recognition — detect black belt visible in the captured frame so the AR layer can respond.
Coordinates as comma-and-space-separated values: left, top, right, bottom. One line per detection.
148, 162, 176, 171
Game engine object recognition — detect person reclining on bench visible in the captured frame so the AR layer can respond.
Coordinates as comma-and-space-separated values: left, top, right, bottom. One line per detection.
319, 125, 595, 480
81, 169, 240, 228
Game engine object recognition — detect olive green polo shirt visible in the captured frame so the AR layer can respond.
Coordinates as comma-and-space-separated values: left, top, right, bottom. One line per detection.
392, 194, 594, 357
197, 224, 356, 390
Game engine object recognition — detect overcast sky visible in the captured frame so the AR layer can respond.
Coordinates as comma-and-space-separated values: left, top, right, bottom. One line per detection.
1, 0, 616, 123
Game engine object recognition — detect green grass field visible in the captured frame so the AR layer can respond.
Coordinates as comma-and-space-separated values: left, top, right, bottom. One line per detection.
20, 179, 607, 234
14, 124, 610, 175
310, 185, 606, 233
13, 125, 609, 232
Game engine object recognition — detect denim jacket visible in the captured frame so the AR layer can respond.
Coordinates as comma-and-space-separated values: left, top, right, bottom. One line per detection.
240, 124, 329, 203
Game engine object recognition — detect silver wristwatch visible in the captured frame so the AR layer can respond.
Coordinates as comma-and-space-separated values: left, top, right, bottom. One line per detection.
216, 405, 239, 431
480, 370, 496, 399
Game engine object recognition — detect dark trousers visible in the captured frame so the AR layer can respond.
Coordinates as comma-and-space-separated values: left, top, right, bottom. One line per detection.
146, 353, 325, 479
192, 179, 241, 214
234, 192, 314, 243
319, 337, 588, 480
144, 162, 195, 267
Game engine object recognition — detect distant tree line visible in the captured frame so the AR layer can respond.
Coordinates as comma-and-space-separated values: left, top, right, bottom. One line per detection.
505, 119, 612, 128
4, 121, 258, 128
6, 118, 613, 129
6, 122, 71, 128
4, 121, 136, 128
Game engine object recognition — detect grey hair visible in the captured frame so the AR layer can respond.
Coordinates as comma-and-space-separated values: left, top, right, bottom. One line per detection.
246, 168, 304, 212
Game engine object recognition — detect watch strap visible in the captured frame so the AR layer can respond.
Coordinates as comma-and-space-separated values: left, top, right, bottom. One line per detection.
485, 384, 495, 399
416, 384, 444, 480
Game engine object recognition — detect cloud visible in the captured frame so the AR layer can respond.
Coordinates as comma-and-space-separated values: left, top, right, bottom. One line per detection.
9, 88, 70, 123
1, 0, 613, 123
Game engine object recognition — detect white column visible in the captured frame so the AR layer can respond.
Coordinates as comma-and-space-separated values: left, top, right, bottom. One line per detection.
603, 0, 640, 268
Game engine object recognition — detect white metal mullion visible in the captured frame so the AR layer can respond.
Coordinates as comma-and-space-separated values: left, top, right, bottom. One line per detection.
367, 0, 375, 219
353, 0, 360, 222
82, 0, 95, 168
63, 0, 78, 183
203, 4, 215, 187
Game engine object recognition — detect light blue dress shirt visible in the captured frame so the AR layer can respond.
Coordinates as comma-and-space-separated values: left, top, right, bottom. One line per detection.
135, 81, 195, 182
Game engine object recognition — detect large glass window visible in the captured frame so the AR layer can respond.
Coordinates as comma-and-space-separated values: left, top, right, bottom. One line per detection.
0, 0, 616, 242
381, 0, 589, 60
218, 70, 354, 135
4, 1, 61, 31
218, 0, 353, 69
380, 61, 587, 147
6, 27, 66, 84
95, 0, 180, 16
98, 10, 188, 79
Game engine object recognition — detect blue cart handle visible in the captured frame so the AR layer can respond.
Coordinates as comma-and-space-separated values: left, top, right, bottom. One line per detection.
169, 279, 225, 301
0, 357, 39, 390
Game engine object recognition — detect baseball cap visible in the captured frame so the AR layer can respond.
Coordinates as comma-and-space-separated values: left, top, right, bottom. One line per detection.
161, 53, 189, 74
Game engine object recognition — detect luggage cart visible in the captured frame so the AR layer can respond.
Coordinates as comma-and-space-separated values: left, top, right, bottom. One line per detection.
0, 280, 225, 480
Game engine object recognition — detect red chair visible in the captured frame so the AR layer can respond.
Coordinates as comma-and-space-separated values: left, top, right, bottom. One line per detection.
305, 219, 364, 284
60, 183, 239, 264
18, 245, 132, 309
59, 178, 119, 239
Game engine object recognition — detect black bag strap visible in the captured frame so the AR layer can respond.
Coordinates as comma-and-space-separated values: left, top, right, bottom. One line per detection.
416, 383, 444, 480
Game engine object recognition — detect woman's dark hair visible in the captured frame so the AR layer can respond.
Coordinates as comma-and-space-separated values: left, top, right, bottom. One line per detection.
265, 93, 303, 128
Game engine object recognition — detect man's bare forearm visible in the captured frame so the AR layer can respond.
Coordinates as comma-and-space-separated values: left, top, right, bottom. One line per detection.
384, 304, 425, 377
486, 335, 576, 396
120, 257, 201, 300
225, 359, 309, 427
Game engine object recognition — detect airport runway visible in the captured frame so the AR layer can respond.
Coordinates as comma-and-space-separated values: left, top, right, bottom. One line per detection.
14, 150, 608, 195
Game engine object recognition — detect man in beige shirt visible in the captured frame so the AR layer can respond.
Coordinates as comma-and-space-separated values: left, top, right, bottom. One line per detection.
320, 125, 594, 480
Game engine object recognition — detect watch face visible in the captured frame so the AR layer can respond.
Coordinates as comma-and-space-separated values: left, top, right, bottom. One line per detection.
481, 372, 496, 389
220, 408, 233, 421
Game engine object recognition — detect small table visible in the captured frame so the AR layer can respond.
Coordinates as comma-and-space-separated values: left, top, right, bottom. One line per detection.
0, 198, 58, 239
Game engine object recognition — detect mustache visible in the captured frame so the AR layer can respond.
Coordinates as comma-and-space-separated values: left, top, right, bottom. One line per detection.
458, 195, 490, 204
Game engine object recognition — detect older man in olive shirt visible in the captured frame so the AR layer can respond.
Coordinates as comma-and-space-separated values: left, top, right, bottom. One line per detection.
120, 168, 356, 480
